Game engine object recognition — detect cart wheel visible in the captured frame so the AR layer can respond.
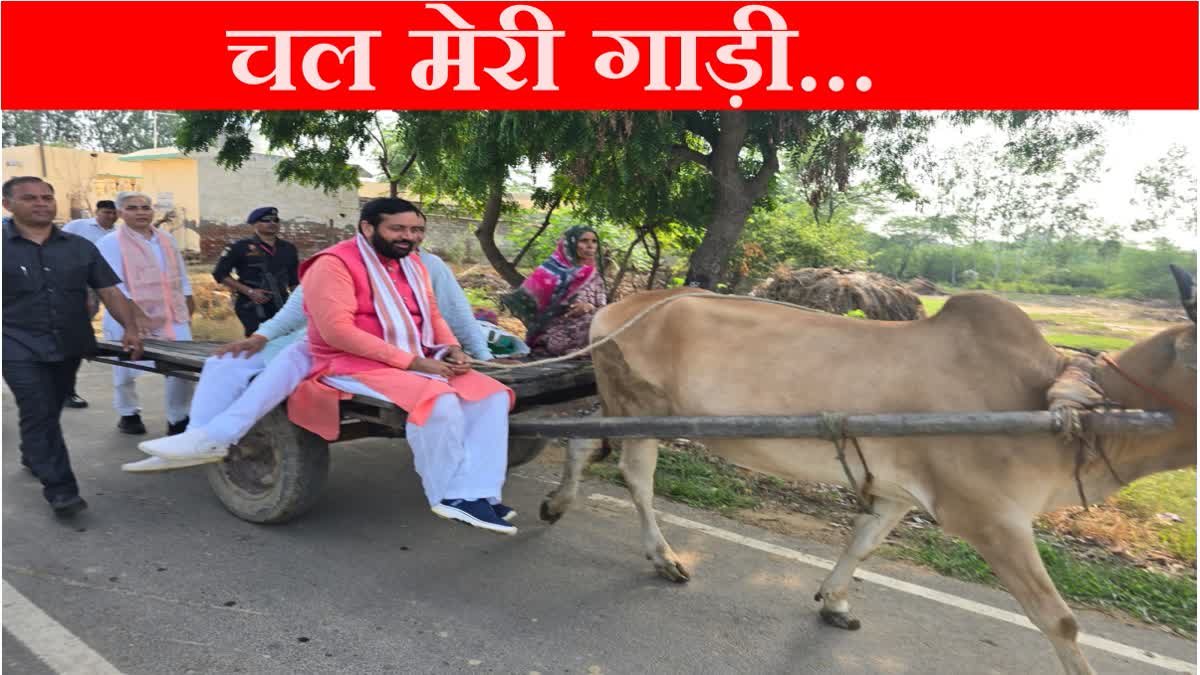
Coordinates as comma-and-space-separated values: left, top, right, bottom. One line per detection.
508, 437, 549, 468
205, 406, 330, 524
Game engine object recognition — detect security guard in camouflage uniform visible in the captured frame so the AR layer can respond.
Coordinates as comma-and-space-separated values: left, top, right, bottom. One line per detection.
212, 207, 300, 336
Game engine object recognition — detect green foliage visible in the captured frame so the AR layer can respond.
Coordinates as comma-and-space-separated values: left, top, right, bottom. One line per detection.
844, 309, 867, 319
2, 110, 180, 154
587, 445, 759, 513
891, 529, 1196, 635
1130, 144, 1197, 233
726, 185, 869, 285
2, 110, 84, 147
462, 287, 497, 311
1113, 470, 1197, 562
176, 111, 376, 192
869, 233, 1195, 302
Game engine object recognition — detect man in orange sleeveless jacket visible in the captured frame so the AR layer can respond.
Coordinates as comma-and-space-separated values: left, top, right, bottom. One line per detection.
288, 198, 518, 535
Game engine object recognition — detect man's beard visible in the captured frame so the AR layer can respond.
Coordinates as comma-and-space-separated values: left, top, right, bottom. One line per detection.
371, 230, 413, 259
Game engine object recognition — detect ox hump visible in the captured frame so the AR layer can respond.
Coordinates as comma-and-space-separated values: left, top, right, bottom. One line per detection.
935, 292, 1046, 344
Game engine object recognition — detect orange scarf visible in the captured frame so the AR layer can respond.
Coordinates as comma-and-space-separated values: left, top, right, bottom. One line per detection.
116, 224, 188, 338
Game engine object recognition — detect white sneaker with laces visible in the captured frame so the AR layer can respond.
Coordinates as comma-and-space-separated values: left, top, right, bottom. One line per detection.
138, 428, 229, 461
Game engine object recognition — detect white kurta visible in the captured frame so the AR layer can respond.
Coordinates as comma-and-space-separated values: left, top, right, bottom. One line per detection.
95, 229, 194, 422
323, 376, 509, 507
62, 218, 114, 244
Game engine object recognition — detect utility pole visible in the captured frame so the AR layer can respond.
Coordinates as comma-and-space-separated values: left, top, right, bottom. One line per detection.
35, 111, 47, 177
152, 111, 181, 147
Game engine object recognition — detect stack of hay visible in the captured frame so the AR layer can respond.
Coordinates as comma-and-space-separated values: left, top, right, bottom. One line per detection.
456, 265, 513, 302
752, 268, 926, 321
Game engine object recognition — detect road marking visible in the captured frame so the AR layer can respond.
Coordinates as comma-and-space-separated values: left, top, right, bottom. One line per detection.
2, 578, 124, 675
586, 493, 1196, 674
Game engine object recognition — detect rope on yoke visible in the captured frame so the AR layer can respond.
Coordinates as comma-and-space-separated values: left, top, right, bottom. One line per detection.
1048, 351, 1133, 510
819, 412, 876, 515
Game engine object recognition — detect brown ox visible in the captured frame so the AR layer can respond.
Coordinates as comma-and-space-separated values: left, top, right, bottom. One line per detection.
541, 267, 1196, 675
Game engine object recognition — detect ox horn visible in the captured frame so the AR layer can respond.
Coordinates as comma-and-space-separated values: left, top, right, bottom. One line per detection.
1169, 264, 1196, 322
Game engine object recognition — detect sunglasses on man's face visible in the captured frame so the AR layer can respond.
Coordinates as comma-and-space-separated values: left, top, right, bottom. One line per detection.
257, 216, 280, 223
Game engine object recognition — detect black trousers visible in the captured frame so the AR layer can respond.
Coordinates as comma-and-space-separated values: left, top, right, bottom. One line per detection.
232, 303, 264, 336
2, 358, 81, 502
235, 302, 281, 337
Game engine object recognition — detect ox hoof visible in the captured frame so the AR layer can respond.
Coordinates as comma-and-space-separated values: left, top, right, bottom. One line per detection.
539, 499, 564, 524
819, 608, 861, 631
654, 560, 691, 583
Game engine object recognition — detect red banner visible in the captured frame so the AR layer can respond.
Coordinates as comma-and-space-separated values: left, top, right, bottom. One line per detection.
2, 1, 1196, 110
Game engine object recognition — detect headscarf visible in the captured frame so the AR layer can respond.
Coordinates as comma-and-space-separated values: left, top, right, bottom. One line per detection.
501, 226, 602, 344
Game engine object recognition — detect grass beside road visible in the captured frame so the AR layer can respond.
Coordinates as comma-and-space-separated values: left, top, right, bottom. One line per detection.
586, 443, 1197, 636
587, 446, 757, 513
889, 528, 1196, 635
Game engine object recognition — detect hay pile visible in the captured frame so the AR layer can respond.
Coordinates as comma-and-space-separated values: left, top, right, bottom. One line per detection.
456, 265, 513, 300
752, 268, 926, 321
907, 276, 946, 296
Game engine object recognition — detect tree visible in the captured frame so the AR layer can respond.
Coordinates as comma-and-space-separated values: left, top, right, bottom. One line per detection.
83, 111, 182, 153
1130, 144, 1198, 234
879, 215, 961, 279
2, 110, 182, 154
176, 110, 1112, 290
1, 110, 85, 147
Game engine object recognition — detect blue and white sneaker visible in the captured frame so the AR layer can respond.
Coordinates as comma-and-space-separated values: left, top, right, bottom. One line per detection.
432, 499, 517, 535
491, 503, 517, 522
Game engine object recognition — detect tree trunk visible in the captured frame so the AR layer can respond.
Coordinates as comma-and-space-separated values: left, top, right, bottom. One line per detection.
897, 244, 915, 279
511, 192, 560, 268
685, 200, 753, 290
609, 229, 648, 302
683, 111, 777, 290
475, 184, 525, 287
644, 230, 662, 290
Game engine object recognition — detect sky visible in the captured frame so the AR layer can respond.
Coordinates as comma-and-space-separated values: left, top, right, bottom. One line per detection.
906, 111, 1199, 248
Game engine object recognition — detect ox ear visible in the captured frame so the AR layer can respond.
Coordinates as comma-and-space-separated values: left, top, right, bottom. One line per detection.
1170, 264, 1196, 323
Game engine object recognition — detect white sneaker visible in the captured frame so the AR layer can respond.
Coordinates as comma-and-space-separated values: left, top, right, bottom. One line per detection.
122, 455, 222, 473
138, 428, 229, 461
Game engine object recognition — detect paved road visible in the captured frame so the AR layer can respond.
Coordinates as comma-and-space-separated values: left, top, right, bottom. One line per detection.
3, 362, 1195, 674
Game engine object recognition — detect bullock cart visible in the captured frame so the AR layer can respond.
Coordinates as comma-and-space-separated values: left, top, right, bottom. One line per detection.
92, 340, 1176, 524
92, 339, 596, 524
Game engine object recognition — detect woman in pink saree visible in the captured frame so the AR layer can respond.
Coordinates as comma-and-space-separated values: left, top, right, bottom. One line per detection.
501, 227, 605, 356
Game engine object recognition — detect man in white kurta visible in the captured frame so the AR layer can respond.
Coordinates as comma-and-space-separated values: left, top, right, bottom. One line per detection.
95, 193, 194, 435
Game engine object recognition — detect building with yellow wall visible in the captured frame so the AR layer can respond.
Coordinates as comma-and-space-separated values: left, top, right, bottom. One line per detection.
3, 144, 360, 257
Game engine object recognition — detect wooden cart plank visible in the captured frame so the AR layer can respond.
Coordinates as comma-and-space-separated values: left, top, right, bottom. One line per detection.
93, 339, 596, 412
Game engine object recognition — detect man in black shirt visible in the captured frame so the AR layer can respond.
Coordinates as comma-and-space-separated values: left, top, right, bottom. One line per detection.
3, 177, 146, 517
212, 206, 300, 336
